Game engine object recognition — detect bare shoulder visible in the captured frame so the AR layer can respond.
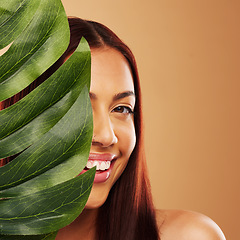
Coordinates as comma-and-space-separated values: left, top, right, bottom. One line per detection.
156, 209, 226, 240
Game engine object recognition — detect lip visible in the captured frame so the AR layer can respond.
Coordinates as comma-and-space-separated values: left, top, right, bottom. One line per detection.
79, 153, 117, 183
88, 153, 117, 161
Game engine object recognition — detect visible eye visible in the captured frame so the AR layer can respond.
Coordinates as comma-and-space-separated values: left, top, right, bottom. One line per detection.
112, 106, 134, 114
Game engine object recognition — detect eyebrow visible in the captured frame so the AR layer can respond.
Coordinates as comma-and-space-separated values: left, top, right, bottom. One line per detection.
89, 91, 135, 101
113, 91, 135, 101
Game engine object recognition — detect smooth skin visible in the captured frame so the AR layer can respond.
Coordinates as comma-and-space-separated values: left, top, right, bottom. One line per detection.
56, 48, 226, 240
157, 209, 226, 240
84, 47, 136, 209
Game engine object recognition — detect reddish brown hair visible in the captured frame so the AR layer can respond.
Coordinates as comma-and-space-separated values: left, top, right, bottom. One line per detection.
0, 17, 160, 239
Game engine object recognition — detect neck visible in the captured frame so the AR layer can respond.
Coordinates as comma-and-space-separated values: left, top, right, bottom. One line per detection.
56, 208, 98, 240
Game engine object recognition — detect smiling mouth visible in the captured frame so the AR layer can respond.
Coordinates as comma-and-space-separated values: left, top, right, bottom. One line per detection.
80, 153, 117, 183
85, 160, 111, 171
85, 153, 117, 170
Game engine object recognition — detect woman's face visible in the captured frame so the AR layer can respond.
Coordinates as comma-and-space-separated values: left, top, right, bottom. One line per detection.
82, 47, 136, 209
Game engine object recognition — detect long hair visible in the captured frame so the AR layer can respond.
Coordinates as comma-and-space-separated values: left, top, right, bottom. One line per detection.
0, 17, 160, 239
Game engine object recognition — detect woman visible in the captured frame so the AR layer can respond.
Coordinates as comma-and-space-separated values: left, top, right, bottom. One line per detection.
0, 17, 225, 240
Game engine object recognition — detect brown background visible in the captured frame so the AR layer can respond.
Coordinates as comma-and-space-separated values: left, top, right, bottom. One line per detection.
1, 0, 239, 239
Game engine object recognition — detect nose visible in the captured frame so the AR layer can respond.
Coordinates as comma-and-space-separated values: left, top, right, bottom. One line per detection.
92, 112, 118, 147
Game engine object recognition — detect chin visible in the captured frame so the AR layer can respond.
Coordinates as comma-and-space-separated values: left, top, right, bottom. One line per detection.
84, 183, 111, 209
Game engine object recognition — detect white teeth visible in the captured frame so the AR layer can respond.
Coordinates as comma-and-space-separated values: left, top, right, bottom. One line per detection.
86, 161, 93, 169
100, 162, 106, 170
92, 161, 98, 167
85, 160, 111, 170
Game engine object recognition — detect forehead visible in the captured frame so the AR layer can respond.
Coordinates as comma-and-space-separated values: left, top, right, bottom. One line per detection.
90, 48, 135, 94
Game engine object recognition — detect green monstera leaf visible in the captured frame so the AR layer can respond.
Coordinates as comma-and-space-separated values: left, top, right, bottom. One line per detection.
0, 0, 95, 239
0, 0, 69, 101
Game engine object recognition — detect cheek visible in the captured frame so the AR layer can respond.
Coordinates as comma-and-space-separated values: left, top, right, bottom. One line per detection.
115, 120, 136, 158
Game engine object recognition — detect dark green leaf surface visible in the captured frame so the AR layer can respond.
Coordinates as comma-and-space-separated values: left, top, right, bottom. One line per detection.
0, 0, 70, 101
0, 0, 94, 237
0, 0, 40, 49
0, 85, 93, 197
0, 79, 92, 190
0, 167, 95, 235
0, 37, 91, 159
